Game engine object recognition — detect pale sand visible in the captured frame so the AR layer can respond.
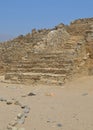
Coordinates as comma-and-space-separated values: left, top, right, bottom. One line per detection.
0, 76, 93, 130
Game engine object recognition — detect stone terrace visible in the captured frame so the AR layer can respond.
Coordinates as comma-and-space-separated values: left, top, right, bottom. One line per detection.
0, 18, 93, 85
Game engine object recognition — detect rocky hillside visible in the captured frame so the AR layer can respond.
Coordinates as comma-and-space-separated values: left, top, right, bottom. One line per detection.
0, 18, 93, 85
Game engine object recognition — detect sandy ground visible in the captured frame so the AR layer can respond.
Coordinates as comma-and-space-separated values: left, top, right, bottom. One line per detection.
0, 76, 93, 130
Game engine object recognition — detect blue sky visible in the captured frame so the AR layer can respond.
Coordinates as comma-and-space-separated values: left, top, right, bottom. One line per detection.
0, 0, 93, 41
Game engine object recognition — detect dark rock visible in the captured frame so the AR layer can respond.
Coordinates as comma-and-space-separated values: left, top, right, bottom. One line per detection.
82, 93, 88, 96
28, 92, 36, 96
20, 104, 26, 109
57, 123, 62, 127
6, 100, 13, 105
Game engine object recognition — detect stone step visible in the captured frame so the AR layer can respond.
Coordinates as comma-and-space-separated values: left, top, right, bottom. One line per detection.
24, 51, 77, 60
6, 59, 74, 73
9, 58, 74, 67
5, 72, 67, 85
7, 67, 72, 74
19, 59, 74, 64
13, 62, 73, 69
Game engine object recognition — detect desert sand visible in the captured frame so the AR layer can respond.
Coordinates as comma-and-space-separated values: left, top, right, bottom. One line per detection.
0, 76, 93, 130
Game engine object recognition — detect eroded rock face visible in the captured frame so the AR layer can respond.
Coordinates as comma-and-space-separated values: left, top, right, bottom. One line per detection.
0, 18, 93, 84
46, 28, 70, 52
33, 28, 70, 53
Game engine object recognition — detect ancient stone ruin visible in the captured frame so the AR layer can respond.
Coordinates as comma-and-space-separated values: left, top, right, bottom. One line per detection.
0, 18, 93, 85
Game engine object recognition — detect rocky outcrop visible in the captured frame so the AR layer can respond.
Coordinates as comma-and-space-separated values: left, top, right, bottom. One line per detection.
0, 18, 93, 85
